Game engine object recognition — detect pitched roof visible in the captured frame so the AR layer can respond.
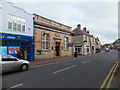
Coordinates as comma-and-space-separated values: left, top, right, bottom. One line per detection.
72, 28, 91, 36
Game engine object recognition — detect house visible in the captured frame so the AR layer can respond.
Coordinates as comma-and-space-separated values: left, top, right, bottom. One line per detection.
0, 0, 34, 61
73, 24, 96, 55
33, 14, 73, 60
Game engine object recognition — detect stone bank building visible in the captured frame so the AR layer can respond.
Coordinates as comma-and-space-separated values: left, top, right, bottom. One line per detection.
34, 14, 73, 60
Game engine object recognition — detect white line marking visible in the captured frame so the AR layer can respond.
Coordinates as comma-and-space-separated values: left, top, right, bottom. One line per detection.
82, 61, 87, 63
53, 65, 77, 74
8, 83, 23, 89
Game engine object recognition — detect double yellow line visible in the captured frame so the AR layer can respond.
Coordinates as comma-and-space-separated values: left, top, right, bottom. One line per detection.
100, 60, 119, 89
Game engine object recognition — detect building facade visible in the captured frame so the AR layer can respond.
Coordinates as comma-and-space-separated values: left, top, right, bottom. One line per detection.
73, 24, 96, 55
0, 0, 34, 61
95, 37, 101, 53
34, 14, 73, 60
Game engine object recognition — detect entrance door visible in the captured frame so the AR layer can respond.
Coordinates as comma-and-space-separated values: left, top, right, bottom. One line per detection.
75, 48, 82, 55
20, 47, 29, 60
55, 42, 60, 56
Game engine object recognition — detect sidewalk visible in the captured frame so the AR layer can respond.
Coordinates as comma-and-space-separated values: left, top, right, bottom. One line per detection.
30, 56, 74, 67
30, 51, 105, 67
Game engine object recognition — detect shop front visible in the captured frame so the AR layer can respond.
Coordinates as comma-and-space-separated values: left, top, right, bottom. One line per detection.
0, 33, 34, 61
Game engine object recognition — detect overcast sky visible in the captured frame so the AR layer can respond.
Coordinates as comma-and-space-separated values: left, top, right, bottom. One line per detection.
8, 0, 118, 45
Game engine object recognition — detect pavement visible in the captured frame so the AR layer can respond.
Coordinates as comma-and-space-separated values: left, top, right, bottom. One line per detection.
30, 51, 105, 67
30, 56, 74, 67
2, 50, 119, 89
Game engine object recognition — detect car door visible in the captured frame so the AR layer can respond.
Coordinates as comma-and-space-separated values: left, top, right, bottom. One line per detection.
2, 55, 13, 72
2, 55, 19, 72
10, 58, 22, 70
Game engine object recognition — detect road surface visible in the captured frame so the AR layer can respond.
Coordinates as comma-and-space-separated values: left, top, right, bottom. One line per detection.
2, 50, 118, 89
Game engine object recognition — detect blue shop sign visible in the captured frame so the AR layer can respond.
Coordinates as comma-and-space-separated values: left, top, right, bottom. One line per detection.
0, 33, 33, 41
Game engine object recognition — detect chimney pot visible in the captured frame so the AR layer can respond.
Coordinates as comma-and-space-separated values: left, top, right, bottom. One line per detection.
87, 31, 89, 34
77, 24, 81, 30
83, 27, 87, 32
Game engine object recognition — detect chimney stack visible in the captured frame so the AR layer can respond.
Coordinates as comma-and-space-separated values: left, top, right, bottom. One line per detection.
87, 31, 89, 34
83, 27, 87, 32
77, 24, 81, 30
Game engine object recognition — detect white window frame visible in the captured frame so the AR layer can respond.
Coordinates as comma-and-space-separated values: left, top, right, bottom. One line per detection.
42, 34, 49, 50
7, 14, 26, 32
64, 37, 68, 50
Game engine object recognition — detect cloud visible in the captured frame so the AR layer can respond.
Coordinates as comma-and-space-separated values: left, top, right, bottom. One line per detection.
13, 1, 118, 44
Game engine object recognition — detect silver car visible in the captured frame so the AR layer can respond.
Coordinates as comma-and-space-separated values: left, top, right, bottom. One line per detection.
1, 54, 30, 73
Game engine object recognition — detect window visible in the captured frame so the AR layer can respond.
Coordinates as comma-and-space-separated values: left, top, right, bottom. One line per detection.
17, 22, 21, 31
8, 22, 12, 30
9, 41, 20, 46
13, 21, 17, 30
42, 34, 49, 50
85, 36, 87, 42
2, 55, 17, 61
2, 40, 7, 46
7, 15, 26, 32
8, 15, 13, 30
22, 25, 25, 31
64, 37, 68, 50
87, 48, 89, 52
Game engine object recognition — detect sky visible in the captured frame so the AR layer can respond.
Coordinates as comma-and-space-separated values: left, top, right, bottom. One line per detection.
7, 0, 118, 45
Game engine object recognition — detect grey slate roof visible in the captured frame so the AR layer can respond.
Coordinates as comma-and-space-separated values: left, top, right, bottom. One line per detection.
73, 28, 91, 36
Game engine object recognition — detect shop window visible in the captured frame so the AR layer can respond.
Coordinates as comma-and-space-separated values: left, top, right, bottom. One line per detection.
9, 41, 20, 46
2, 40, 7, 46
64, 37, 68, 50
42, 33, 49, 50
21, 41, 30, 46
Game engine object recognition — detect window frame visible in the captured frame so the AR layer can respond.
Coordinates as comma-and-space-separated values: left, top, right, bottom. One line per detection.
64, 37, 68, 50
7, 14, 26, 32
42, 33, 49, 50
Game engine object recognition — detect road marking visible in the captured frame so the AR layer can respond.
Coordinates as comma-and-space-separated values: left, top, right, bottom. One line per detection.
100, 61, 119, 89
88, 60, 92, 62
82, 61, 87, 63
6, 83, 23, 90
53, 65, 77, 74
106, 62, 119, 88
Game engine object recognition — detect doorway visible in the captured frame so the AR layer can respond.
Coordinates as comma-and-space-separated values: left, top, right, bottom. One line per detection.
20, 47, 29, 60
75, 47, 82, 55
55, 42, 60, 56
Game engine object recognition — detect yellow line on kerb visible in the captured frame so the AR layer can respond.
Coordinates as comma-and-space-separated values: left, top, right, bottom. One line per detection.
100, 61, 119, 89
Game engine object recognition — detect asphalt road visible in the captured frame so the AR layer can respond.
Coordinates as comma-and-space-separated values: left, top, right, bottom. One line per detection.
2, 50, 118, 89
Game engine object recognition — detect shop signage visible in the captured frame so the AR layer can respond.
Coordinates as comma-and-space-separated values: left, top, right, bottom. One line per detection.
0, 46, 7, 54
8, 46, 20, 54
67, 42, 73, 47
0, 33, 32, 41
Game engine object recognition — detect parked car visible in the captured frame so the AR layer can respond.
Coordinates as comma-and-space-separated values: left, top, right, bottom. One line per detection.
105, 48, 110, 52
1, 54, 30, 73
117, 46, 120, 51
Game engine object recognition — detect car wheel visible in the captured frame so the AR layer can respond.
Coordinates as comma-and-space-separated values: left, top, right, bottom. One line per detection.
21, 64, 28, 71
